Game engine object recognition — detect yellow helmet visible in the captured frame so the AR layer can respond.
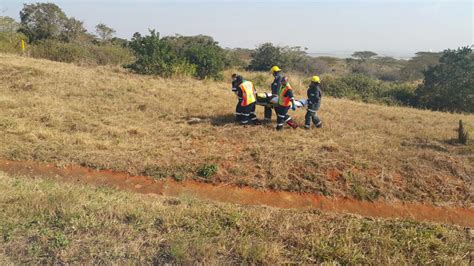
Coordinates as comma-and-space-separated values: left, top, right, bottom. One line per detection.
271, 66, 281, 73
311, 75, 321, 83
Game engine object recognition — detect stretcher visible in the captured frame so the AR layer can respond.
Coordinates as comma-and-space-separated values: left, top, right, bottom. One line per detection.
256, 92, 307, 109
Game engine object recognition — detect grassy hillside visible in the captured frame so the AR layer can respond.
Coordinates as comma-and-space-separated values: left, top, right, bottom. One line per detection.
0, 172, 471, 264
0, 54, 473, 206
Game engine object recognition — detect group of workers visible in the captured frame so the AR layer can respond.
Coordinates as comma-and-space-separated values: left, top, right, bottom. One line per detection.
231, 66, 323, 130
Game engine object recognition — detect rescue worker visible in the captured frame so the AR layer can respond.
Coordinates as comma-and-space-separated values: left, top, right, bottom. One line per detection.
276, 77, 298, 130
305, 76, 323, 129
234, 75, 260, 125
265, 66, 284, 121
231, 73, 243, 122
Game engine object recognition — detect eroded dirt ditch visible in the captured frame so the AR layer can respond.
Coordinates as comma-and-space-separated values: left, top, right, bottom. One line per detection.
0, 159, 472, 227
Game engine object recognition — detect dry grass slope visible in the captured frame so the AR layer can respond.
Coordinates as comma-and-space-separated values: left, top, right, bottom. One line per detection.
0, 172, 472, 264
0, 54, 473, 206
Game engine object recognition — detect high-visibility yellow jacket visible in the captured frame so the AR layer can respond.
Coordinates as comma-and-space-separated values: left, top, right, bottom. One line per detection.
239, 80, 256, 106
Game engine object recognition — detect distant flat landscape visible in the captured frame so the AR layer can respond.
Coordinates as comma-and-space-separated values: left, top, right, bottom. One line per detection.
309, 51, 415, 60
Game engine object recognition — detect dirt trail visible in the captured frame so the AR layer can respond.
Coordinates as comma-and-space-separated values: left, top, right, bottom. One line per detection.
0, 159, 473, 227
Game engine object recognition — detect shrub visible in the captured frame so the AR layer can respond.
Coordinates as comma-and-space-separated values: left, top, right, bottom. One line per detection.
0, 32, 27, 54
248, 43, 284, 71
126, 30, 179, 77
415, 46, 473, 113
322, 74, 417, 106
383, 83, 417, 106
87, 44, 134, 65
31, 40, 87, 63
323, 74, 385, 101
182, 40, 225, 79
197, 164, 218, 179
225, 48, 251, 68
30, 39, 133, 66
165, 35, 227, 79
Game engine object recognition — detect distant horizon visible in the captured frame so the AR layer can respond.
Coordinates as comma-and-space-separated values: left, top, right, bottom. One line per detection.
1, 0, 472, 57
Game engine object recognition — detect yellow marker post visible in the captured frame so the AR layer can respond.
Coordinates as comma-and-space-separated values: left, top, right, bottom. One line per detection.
21, 39, 25, 53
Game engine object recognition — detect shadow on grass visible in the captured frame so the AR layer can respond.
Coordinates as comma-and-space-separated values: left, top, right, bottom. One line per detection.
210, 114, 238, 126
185, 114, 237, 127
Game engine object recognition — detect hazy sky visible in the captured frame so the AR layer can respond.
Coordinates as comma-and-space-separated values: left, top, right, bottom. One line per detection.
1, 0, 473, 57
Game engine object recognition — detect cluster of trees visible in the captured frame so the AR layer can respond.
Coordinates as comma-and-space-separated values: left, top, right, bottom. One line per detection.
1, 3, 472, 112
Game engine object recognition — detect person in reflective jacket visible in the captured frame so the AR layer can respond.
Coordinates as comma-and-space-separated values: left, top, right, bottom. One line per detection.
305, 76, 323, 129
265, 66, 284, 121
275, 77, 298, 130
234, 75, 261, 125
231, 73, 243, 122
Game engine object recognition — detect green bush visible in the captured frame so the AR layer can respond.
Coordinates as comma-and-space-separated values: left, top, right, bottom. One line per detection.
322, 74, 417, 106
248, 43, 284, 71
126, 30, 180, 77
0, 32, 26, 54
197, 164, 218, 179
165, 35, 227, 79
383, 83, 417, 106
415, 47, 473, 113
31, 40, 87, 63
182, 40, 225, 79
323, 74, 386, 101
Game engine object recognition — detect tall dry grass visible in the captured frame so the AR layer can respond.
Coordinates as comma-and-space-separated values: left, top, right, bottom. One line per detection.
0, 53, 473, 206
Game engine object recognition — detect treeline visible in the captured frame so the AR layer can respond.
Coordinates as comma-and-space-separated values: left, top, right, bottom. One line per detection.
0, 2, 472, 113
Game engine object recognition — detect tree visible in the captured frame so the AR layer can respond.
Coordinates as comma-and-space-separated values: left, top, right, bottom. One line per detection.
248, 43, 284, 71
0, 16, 19, 33
60, 17, 87, 42
126, 30, 179, 77
352, 51, 378, 61
95, 23, 116, 41
18, 3, 86, 43
415, 46, 474, 113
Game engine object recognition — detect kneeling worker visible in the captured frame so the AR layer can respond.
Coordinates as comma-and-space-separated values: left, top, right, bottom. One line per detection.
235, 75, 260, 125
276, 77, 298, 130
305, 76, 323, 129
231, 73, 243, 121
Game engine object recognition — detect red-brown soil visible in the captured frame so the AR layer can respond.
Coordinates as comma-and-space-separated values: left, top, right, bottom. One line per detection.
0, 159, 472, 227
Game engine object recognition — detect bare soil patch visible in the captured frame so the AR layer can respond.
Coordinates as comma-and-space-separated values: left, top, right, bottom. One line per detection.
1, 159, 472, 227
